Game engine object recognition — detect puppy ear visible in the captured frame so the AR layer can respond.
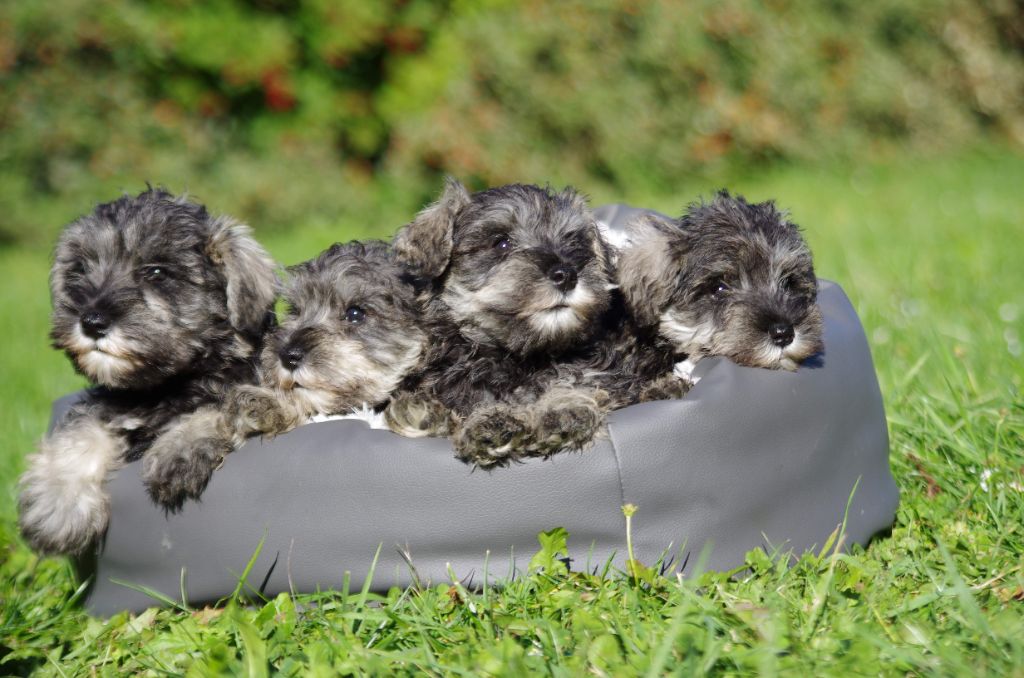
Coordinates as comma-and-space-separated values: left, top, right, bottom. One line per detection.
392, 177, 469, 279
617, 213, 686, 328
207, 218, 279, 337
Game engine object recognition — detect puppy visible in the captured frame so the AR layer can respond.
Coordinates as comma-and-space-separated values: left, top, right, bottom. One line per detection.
18, 189, 277, 555
387, 179, 615, 467
616, 190, 823, 391
226, 240, 427, 439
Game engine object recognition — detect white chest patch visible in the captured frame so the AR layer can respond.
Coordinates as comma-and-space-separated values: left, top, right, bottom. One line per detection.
307, 404, 389, 430
672, 357, 702, 385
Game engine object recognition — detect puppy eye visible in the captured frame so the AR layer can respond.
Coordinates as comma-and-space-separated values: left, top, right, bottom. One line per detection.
781, 275, 797, 292
345, 306, 366, 324
141, 265, 169, 282
68, 261, 88, 276
705, 279, 729, 299
493, 236, 513, 252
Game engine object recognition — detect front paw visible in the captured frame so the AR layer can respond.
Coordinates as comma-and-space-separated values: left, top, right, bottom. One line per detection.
453, 405, 531, 468
385, 393, 453, 438
142, 435, 233, 510
534, 400, 604, 456
18, 424, 122, 556
227, 385, 293, 437
18, 472, 110, 556
638, 374, 691, 403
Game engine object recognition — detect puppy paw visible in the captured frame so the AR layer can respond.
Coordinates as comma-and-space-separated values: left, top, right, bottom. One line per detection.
17, 423, 121, 555
385, 393, 452, 438
18, 473, 111, 557
227, 385, 295, 437
454, 405, 531, 468
142, 432, 233, 511
638, 374, 692, 402
534, 400, 604, 456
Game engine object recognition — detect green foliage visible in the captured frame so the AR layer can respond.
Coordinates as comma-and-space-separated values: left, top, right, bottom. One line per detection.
528, 527, 570, 576
1, 148, 1022, 674
1, 0, 1023, 244
0, 0, 442, 244
386, 0, 1024, 196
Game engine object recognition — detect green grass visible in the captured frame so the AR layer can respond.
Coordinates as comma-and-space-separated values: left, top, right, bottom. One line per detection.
2, 146, 1022, 675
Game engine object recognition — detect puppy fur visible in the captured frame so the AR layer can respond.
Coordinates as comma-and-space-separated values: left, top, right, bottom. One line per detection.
18, 189, 277, 554
617, 191, 823, 383
227, 240, 427, 439
387, 179, 616, 467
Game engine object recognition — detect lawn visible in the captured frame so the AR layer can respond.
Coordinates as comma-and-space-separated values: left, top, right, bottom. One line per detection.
1, 146, 1022, 675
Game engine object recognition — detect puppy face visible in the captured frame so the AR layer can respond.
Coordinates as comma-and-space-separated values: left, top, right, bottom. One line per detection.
394, 180, 612, 355
260, 241, 425, 415
620, 192, 823, 370
50, 189, 277, 388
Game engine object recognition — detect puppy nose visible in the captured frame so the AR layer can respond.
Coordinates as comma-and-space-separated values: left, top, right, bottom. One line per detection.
768, 322, 795, 347
547, 263, 578, 293
279, 345, 306, 371
80, 311, 112, 339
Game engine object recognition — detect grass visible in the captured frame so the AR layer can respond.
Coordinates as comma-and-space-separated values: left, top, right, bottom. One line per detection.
1, 145, 1022, 675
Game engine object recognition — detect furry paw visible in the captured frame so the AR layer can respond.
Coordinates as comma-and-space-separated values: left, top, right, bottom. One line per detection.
17, 422, 122, 556
18, 470, 111, 557
227, 385, 295, 437
638, 374, 692, 402
454, 405, 531, 468
384, 392, 452, 438
533, 399, 604, 456
142, 429, 233, 510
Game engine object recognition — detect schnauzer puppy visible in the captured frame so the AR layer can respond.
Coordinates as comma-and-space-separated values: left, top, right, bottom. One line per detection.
18, 189, 277, 555
226, 240, 427, 439
386, 179, 615, 467
616, 190, 823, 392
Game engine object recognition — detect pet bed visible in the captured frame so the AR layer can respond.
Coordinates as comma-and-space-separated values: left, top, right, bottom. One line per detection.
52, 204, 897, 615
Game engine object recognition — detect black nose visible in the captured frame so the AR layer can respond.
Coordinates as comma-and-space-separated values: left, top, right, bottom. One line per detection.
547, 263, 578, 293
279, 345, 305, 371
769, 322, 795, 347
80, 311, 112, 339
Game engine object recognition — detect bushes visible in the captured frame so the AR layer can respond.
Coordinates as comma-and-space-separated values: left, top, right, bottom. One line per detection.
0, 0, 1021, 243
0, 0, 431, 243
384, 0, 1024, 193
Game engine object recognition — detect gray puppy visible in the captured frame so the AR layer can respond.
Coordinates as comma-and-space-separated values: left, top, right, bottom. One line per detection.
386, 179, 615, 467
18, 189, 277, 555
616, 190, 824, 390
226, 241, 427, 439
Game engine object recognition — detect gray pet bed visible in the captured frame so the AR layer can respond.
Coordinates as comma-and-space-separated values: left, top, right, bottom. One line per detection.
53, 205, 897, 616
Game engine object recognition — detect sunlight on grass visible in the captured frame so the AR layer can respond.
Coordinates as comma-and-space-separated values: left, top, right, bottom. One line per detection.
1, 147, 1021, 674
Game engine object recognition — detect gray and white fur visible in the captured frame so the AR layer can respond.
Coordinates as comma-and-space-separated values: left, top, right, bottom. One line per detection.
386, 179, 616, 467
18, 189, 277, 554
617, 190, 824, 389
226, 241, 427, 440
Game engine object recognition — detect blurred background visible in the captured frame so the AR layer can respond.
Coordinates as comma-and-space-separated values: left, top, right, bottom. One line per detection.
1, 0, 1022, 245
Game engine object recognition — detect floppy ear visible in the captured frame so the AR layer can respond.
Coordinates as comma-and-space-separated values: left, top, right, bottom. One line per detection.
392, 177, 470, 279
207, 218, 280, 337
617, 213, 687, 328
